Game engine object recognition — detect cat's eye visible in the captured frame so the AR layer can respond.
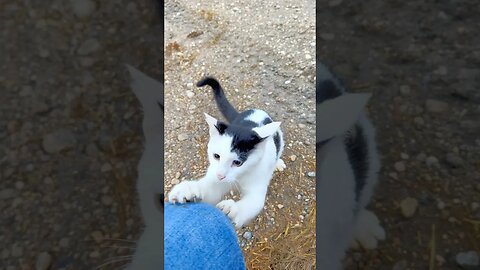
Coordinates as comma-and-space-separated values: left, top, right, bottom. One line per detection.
232, 160, 243, 167
213, 153, 220, 160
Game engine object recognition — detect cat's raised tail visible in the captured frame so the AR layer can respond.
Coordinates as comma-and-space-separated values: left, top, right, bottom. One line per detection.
197, 76, 239, 123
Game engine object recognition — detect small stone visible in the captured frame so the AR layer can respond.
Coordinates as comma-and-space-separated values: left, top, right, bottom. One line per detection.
392, 260, 407, 270
437, 201, 446, 210
35, 252, 52, 270
400, 197, 418, 218
305, 54, 312, 60
400, 153, 409, 159
307, 171, 315, 177
472, 202, 479, 211
284, 80, 291, 85
77, 38, 101, 56
42, 129, 77, 154
425, 99, 449, 113
277, 204, 284, 209
414, 117, 424, 126
389, 172, 398, 180
445, 153, 463, 168
89, 251, 100, 258
434, 66, 447, 76
101, 196, 113, 206
416, 153, 427, 161
59, 238, 69, 248
186, 91, 195, 98
243, 231, 253, 240
101, 163, 112, 172
298, 123, 306, 128
175, 172, 181, 179
436, 255, 446, 266
0, 189, 16, 200
177, 134, 188, 141
91, 231, 104, 243
289, 155, 297, 162
399, 85, 410, 96
394, 161, 406, 172
15, 181, 24, 190
186, 82, 193, 88
69, 0, 96, 18
455, 251, 479, 267
425, 156, 439, 167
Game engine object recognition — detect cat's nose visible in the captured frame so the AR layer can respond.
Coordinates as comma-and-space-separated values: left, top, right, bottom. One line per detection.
217, 174, 225, 180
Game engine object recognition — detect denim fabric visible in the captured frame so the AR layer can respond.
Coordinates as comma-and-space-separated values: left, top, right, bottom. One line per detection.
164, 202, 246, 270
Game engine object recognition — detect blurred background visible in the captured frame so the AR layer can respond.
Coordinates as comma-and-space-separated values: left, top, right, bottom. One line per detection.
318, 1, 480, 269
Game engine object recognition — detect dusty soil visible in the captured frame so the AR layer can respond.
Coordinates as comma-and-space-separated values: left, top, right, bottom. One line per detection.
164, 0, 316, 269
318, 1, 480, 269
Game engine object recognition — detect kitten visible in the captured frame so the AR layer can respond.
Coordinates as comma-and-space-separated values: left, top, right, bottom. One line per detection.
316, 60, 385, 269
124, 65, 163, 270
168, 77, 286, 228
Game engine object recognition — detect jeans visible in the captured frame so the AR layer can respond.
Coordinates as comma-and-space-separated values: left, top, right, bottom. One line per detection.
164, 202, 246, 270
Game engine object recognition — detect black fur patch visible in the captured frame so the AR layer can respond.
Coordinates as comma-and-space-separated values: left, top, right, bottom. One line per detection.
273, 132, 280, 157
224, 124, 264, 162
214, 122, 228, 135
317, 79, 343, 104
344, 125, 368, 202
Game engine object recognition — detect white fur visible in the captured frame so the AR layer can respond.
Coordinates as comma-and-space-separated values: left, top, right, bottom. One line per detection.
124, 65, 162, 270
316, 87, 384, 268
168, 110, 284, 228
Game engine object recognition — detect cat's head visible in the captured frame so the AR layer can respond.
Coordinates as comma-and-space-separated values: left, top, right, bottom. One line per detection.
204, 113, 280, 183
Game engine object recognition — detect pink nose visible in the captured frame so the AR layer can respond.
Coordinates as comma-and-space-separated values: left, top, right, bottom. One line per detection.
217, 174, 225, 180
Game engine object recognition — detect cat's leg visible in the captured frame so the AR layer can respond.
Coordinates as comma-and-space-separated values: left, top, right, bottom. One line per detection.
216, 189, 266, 229
168, 175, 231, 206
350, 208, 385, 249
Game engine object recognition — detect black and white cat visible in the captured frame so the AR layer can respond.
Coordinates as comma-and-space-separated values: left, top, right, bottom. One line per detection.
316, 61, 386, 269
168, 77, 286, 228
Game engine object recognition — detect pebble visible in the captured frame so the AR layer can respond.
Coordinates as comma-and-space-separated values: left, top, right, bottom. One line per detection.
472, 202, 479, 211
425, 99, 449, 113
399, 85, 410, 96
307, 171, 315, 177
100, 163, 112, 172
59, 238, 69, 248
392, 260, 407, 270
177, 133, 188, 141
69, 0, 96, 18
175, 172, 181, 179
77, 38, 101, 56
425, 156, 439, 167
186, 91, 195, 98
89, 251, 100, 258
91, 231, 104, 243
11, 244, 23, 257
277, 204, 284, 209
101, 196, 113, 206
243, 231, 253, 240
437, 201, 446, 210
434, 66, 447, 76
445, 153, 463, 168
35, 252, 52, 270
455, 251, 479, 267
305, 54, 312, 60
400, 153, 409, 159
400, 197, 418, 218
15, 181, 24, 190
0, 189, 16, 200
394, 161, 406, 172
289, 155, 297, 162
42, 129, 77, 154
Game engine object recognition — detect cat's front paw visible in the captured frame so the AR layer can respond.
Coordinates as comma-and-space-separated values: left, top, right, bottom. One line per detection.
275, 158, 286, 172
216, 199, 246, 229
168, 181, 201, 203
351, 209, 386, 249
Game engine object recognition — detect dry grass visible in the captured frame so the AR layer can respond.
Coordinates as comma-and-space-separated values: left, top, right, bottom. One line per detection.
244, 200, 316, 270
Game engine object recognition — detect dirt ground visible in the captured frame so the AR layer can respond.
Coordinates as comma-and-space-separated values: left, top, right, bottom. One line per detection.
2, 0, 479, 269
318, 1, 480, 269
164, 0, 316, 269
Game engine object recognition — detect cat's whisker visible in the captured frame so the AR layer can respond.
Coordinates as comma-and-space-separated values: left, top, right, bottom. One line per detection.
94, 255, 133, 270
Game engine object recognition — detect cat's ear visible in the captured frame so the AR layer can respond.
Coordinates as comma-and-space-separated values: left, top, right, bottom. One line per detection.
253, 122, 281, 139
204, 113, 227, 137
316, 93, 371, 142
